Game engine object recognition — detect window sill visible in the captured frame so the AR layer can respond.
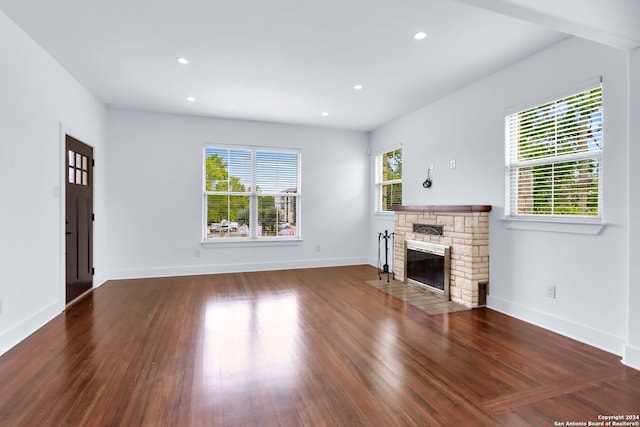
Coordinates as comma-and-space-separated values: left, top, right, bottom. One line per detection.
502, 217, 606, 235
201, 238, 303, 248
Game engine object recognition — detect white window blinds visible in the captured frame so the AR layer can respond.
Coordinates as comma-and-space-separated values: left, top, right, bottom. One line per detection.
205, 147, 252, 193
505, 83, 603, 220
256, 150, 299, 195
204, 147, 300, 240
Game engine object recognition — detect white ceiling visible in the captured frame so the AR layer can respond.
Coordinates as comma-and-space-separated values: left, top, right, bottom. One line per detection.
0, 0, 637, 131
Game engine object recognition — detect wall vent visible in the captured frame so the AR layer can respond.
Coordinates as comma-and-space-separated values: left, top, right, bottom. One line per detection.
412, 224, 443, 236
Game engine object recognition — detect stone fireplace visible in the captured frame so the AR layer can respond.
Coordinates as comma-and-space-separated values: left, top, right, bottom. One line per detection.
392, 205, 491, 308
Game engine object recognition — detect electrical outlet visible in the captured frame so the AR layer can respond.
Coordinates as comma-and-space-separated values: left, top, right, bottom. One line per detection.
546, 285, 556, 299
315, 245, 321, 252
195, 250, 201, 258
450, 159, 456, 169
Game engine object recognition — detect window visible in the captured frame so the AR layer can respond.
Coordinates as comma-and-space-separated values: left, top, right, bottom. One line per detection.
505, 82, 603, 221
68, 150, 89, 186
204, 146, 300, 240
376, 147, 402, 212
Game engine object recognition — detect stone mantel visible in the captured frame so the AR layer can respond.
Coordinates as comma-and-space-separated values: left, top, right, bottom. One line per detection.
392, 205, 492, 213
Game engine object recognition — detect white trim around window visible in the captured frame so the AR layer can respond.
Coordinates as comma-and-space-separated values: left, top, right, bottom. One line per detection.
375, 146, 402, 214
504, 79, 604, 231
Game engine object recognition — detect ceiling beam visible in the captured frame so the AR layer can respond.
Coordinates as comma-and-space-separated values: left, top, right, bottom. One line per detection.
451, 0, 640, 50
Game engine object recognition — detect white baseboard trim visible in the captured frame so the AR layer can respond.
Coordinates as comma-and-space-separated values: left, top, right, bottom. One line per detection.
0, 300, 62, 357
623, 344, 640, 370
487, 295, 626, 357
93, 272, 108, 288
108, 257, 371, 280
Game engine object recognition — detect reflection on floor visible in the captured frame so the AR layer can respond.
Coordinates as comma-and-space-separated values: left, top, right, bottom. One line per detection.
365, 279, 469, 315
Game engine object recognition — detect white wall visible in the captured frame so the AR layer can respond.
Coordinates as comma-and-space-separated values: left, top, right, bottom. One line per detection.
370, 37, 631, 356
0, 11, 107, 355
625, 47, 640, 369
106, 110, 369, 278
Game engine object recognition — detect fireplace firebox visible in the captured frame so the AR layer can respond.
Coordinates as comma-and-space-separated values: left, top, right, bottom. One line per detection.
405, 240, 450, 300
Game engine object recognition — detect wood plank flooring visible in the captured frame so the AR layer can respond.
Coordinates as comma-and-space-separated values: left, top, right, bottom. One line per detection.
0, 265, 638, 426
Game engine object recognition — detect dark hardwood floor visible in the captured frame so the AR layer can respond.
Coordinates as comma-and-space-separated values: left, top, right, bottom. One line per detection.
0, 265, 638, 426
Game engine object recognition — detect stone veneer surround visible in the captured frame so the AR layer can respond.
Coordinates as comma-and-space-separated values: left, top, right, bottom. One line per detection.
392, 205, 491, 308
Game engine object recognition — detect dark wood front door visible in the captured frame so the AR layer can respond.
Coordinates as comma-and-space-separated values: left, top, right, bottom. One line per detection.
65, 135, 93, 304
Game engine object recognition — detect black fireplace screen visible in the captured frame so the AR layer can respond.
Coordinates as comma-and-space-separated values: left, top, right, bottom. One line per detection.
406, 249, 445, 291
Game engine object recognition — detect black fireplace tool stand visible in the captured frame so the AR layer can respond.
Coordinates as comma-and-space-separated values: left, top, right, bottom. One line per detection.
377, 230, 395, 282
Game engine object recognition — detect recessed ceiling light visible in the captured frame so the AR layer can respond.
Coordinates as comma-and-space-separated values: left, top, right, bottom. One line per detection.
177, 57, 189, 65
321, 112, 329, 117
353, 84, 364, 91
186, 96, 195, 102
414, 32, 427, 40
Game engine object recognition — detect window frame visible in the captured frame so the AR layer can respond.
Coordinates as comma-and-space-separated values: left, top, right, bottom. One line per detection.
202, 145, 302, 243
375, 146, 402, 214
504, 80, 604, 227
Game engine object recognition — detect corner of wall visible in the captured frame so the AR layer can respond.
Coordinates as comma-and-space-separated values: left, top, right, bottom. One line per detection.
623, 345, 640, 370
